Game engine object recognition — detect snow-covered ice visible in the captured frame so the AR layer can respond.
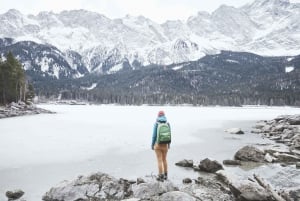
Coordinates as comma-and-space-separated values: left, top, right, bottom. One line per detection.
0, 105, 300, 201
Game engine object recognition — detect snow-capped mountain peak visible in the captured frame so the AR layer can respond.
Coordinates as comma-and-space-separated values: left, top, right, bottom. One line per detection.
1, 0, 300, 76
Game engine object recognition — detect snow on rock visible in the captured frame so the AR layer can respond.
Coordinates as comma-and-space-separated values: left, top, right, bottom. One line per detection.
225, 128, 245, 134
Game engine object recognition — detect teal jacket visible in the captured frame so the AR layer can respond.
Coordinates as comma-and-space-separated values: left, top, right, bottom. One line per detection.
151, 115, 170, 149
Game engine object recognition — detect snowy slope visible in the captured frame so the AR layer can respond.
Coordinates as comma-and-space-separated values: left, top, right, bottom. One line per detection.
0, 0, 300, 74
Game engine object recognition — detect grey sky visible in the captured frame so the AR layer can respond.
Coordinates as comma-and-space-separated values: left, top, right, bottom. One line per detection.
1, 0, 300, 23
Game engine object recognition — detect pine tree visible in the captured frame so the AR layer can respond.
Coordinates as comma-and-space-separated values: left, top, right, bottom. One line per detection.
0, 52, 31, 105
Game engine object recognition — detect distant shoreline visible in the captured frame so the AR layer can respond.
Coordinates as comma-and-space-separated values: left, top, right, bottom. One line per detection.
0, 102, 55, 119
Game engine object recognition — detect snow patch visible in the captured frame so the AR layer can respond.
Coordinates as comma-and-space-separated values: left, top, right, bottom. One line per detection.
107, 63, 123, 74
81, 83, 97, 90
172, 65, 184, 70
226, 59, 240, 64
23, 61, 32, 70
53, 64, 61, 78
285, 66, 294, 73
38, 57, 52, 72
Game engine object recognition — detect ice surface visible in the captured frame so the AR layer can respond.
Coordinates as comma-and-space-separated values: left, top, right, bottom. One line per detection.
0, 105, 300, 201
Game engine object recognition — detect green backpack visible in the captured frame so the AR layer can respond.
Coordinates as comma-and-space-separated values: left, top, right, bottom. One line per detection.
156, 123, 171, 144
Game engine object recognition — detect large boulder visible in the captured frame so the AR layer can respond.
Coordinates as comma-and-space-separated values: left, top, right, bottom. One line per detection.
5, 189, 25, 200
229, 180, 271, 201
42, 172, 132, 201
288, 116, 300, 125
234, 146, 265, 162
198, 158, 223, 173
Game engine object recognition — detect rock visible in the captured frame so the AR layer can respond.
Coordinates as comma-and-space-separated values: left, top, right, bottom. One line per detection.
254, 122, 266, 129
0, 113, 6, 118
291, 134, 300, 150
42, 172, 132, 201
234, 146, 265, 162
136, 177, 145, 184
180, 174, 234, 201
182, 178, 193, 184
282, 129, 296, 139
229, 180, 270, 201
215, 170, 236, 185
261, 125, 272, 133
280, 188, 300, 201
223, 159, 241, 166
264, 153, 275, 163
272, 124, 286, 132
288, 116, 300, 125
269, 136, 282, 141
291, 149, 300, 156
273, 152, 300, 163
132, 180, 177, 200
225, 128, 244, 134
6, 189, 25, 200
0, 103, 55, 119
274, 115, 290, 122
158, 191, 197, 201
296, 162, 300, 168
175, 159, 193, 167
198, 158, 223, 173
192, 165, 201, 171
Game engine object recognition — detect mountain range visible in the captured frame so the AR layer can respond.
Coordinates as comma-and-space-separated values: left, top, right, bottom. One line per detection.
1, 0, 300, 105
1, 0, 300, 78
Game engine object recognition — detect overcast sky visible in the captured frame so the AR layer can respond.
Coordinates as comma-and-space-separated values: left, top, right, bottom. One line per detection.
1, 0, 300, 23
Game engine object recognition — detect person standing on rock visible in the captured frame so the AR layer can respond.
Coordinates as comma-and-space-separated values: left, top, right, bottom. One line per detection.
151, 110, 171, 181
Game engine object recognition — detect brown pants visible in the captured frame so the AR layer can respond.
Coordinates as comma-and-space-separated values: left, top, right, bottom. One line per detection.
154, 144, 168, 174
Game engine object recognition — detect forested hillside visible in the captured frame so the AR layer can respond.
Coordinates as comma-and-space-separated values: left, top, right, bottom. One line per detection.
33, 51, 300, 106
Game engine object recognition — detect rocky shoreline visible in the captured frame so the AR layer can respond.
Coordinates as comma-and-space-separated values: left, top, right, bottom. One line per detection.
0, 102, 55, 119
4, 114, 300, 201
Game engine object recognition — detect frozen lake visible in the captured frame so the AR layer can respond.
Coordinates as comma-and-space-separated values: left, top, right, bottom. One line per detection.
1, 105, 300, 201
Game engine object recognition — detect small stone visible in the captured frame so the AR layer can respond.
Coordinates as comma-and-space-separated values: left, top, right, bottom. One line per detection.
137, 177, 145, 184
296, 162, 300, 168
6, 189, 25, 200
182, 178, 192, 184
225, 128, 244, 134
199, 158, 223, 173
175, 159, 193, 167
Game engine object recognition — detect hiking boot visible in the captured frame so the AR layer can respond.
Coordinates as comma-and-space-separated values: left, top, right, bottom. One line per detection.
164, 172, 168, 180
156, 174, 164, 182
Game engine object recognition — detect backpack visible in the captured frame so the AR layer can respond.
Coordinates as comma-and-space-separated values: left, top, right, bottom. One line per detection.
156, 122, 171, 144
